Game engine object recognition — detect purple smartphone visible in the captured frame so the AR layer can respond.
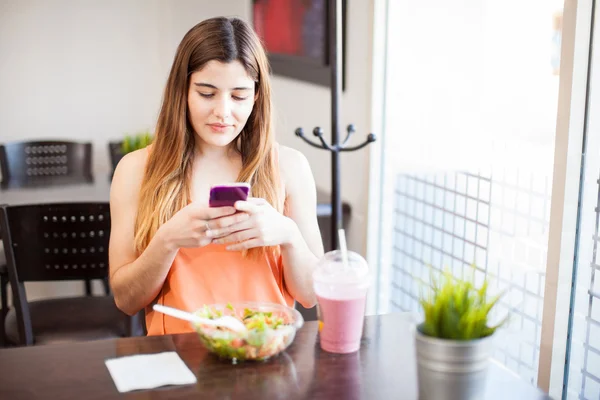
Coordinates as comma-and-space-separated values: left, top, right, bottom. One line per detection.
209, 183, 250, 207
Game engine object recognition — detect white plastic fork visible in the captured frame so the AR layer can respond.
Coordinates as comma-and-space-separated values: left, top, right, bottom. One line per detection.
152, 304, 247, 333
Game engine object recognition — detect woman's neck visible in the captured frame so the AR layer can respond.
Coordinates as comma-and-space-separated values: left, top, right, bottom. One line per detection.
195, 141, 239, 162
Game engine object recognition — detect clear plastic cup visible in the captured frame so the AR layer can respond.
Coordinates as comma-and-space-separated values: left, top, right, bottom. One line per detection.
313, 250, 370, 354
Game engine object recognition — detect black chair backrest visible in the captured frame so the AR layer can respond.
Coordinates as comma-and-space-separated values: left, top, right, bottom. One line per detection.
0, 203, 110, 282
0, 140, 93, 188
108, 141, 123, 172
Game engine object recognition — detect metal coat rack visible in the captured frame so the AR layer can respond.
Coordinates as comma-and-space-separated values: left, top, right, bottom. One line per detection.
295, 0, 376, 250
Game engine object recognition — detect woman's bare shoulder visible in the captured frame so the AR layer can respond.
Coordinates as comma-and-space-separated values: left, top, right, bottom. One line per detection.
277, 144, 314, 197
110, 146, 151, 203
278, 145, 310, 172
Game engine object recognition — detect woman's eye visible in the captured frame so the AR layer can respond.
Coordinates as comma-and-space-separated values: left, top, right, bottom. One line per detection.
199, 93, 214, 98
232, 96, 248, 101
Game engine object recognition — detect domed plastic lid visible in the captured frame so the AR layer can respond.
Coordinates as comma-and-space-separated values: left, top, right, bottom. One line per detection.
312, 250, 369, 286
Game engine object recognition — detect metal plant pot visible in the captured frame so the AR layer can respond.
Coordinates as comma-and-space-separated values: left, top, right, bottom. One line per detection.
414, 324, 494, 400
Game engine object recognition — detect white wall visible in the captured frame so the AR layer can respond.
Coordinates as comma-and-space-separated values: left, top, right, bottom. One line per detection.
0, 0, 164, 176
0, 0, 374, 299
0, 0, 253, 177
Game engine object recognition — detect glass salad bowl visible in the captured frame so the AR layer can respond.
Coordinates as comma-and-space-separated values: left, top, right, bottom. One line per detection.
191, 302, 304, 362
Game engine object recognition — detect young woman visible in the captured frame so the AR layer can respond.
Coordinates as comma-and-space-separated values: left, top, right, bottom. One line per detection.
108, 17, 324, 335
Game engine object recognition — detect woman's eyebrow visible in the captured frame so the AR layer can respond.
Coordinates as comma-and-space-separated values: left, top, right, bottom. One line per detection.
193, 82, 253, 91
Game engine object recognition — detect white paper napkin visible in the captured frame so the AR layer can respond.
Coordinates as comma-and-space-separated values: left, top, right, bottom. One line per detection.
105, 351, 197, 393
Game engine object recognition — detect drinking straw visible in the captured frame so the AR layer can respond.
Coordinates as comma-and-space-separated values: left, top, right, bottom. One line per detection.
338, 228, 350, 270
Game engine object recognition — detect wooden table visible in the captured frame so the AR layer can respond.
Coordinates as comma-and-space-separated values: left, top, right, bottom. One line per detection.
0, 313, 550, 400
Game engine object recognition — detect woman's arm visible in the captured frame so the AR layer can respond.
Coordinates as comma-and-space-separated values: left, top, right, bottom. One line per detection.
108, 149, 179, 316
278, 146, 325, 308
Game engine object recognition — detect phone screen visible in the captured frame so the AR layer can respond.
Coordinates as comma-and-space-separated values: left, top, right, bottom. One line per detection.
209, 184, 250, 207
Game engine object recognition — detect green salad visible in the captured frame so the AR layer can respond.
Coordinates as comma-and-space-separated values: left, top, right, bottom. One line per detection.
194, 303, 295, 361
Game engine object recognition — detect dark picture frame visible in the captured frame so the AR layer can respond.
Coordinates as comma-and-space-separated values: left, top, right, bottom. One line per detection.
251, 0, 346, 89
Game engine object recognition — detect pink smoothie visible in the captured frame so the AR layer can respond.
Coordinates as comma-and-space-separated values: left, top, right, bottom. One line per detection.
317, 295, 367, 354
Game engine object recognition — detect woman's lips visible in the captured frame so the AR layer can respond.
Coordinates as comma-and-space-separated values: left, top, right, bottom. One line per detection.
207, 123, 232, 133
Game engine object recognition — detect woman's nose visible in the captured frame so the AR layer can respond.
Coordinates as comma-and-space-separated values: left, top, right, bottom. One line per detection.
213, 97, 232, 119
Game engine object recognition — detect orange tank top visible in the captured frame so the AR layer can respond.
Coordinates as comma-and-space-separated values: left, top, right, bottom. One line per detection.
145, 243, 294, 335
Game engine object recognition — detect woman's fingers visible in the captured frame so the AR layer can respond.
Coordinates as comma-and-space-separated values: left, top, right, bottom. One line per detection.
206, 212, 249, 231
247, 197, 267, 205
225, 238, 263, 251
212, 228, 258, 244
234, 200, 263, 214
190, 204, 236, 219
206, 217, 252, 238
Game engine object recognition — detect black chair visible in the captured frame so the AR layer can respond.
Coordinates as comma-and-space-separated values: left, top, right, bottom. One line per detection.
0, 202, 143, 346
108, 141, 124, 172
0, 140, 93, 189
0, 140, 102, 344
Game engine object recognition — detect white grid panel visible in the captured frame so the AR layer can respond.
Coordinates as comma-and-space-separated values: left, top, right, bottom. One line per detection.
391, 169, 551, 385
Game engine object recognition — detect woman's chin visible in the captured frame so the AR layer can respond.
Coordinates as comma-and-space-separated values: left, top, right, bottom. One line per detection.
197, 134, 236, 148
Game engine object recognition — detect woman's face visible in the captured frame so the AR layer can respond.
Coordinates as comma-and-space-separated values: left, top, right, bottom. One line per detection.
187, 60, 256, 150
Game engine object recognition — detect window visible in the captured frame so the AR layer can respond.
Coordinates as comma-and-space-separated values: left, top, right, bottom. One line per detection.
370, 0, 570, 389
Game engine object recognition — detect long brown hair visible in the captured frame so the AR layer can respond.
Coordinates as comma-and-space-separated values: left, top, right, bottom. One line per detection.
134, 17, 282, 257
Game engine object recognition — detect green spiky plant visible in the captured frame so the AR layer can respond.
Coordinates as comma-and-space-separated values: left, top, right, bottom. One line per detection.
121, 130, 153, 155
419, 268, 507, 340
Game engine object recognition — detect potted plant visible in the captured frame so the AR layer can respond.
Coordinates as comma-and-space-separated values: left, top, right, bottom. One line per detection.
108, 130, 153, 173
414, 269, 507, 400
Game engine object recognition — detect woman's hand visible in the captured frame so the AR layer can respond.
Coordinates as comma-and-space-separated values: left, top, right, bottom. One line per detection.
208, 198, 299, 251
156, 203, 250, 250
